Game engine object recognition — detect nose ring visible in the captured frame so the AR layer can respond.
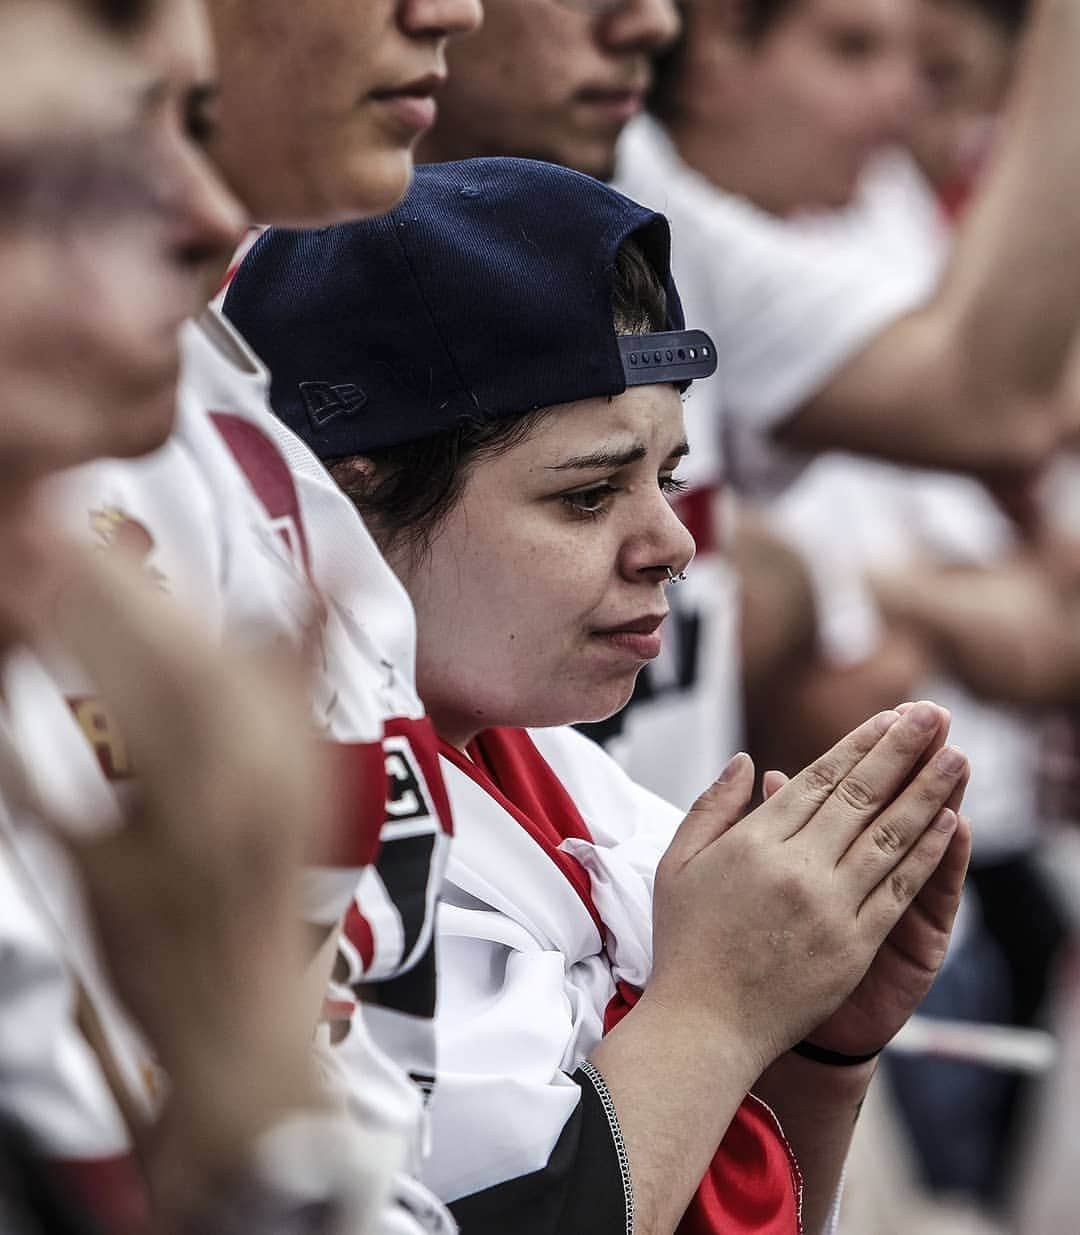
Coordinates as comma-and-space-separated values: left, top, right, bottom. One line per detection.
665, 567, 688, 584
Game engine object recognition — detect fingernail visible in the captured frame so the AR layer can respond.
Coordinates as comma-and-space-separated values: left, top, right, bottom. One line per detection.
719, 752, 748, 782
932, 808, 958, 834
873, 709, 901, 736
909, 701, 938, 731
935, 747, 966, 775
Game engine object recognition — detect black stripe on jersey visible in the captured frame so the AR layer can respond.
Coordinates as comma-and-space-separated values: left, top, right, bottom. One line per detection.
358, 931, 436, 1020
375, 832, 436, 962
447, 1068, 630, 1235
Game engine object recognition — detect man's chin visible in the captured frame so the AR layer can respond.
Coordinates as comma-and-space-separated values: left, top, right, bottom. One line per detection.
270, 150, 415, 230
563, 139, 619, 184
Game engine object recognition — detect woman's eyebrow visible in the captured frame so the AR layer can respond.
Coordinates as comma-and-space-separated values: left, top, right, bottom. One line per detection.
546, 444, 647, 471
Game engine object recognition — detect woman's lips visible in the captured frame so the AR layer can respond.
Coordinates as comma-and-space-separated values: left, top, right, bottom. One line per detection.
591, 613, 667, 661
593, 629, 663, 659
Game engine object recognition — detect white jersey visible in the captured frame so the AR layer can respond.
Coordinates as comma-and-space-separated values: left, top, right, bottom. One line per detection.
20, 309, 454, 1233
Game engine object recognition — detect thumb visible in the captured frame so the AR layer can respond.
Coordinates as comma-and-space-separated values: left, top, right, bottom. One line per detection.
762, 769, 790, 800
667, 752, 754, 866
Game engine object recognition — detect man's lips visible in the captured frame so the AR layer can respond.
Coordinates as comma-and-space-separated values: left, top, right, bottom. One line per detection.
370, 73, 446, 132
591, 612, 667, 660
575, 86, 648, 124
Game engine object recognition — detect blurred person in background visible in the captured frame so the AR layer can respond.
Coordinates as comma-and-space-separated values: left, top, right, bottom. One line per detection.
418, 0, 679, 179
616, 0, 1080, 791
626, 0, 1074, 1220
631, 0, 1080, 483
909, 0, 1028, 215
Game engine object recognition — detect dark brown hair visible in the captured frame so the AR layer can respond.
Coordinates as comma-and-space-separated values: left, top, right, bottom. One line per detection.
328, 236, 669, 562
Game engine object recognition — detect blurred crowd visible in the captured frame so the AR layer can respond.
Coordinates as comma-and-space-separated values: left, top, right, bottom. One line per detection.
2, 0, 1079, 1232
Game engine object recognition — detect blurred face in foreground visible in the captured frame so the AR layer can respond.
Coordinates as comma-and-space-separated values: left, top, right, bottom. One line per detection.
0, 0, 242, 481
0, 0, 243, 640
669, 0, 921, 214
420, 0, 681, 181
384, 386, 695, 746
204, 0, 483, 226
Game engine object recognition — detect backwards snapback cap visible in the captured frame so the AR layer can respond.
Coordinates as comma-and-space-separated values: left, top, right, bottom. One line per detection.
223, 157, 716, 458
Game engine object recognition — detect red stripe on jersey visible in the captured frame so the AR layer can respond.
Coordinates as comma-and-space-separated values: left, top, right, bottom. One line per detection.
442, 728, 603, 936
343, 898, 376, 971
209, 411, 313, 578
316, 740, 387, 869
48, 1153, 150, 1235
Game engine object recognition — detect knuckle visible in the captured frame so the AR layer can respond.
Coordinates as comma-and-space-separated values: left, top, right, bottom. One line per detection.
870, 817, 908, 858
889, 869, 915, 905
802, 759, 842, 801
834, 773, 878, 812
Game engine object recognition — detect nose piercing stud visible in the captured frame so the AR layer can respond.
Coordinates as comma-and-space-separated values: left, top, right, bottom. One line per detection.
665, 568, 688, 584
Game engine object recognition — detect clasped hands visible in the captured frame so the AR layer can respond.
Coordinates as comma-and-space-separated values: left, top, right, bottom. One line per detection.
650, 701, 971, 1078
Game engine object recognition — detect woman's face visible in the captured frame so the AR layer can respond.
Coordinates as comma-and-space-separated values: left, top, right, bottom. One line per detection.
390, 384, 695, 747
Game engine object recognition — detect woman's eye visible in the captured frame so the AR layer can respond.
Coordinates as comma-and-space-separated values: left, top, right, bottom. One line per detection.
660, 474, 689, 497
562, 483, 618, 518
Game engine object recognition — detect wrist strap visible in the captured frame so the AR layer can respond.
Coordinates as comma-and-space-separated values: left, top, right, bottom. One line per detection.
791, 1039, 881, 1067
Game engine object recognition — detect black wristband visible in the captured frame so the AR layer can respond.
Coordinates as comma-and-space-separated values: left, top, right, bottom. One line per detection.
791, 1040, 881, 1067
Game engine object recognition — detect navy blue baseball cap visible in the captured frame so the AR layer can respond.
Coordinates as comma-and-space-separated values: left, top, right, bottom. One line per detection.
223, 157, 716, 458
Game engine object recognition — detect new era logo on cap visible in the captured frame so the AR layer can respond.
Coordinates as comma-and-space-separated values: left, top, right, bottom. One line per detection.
299, 381, 367, 428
